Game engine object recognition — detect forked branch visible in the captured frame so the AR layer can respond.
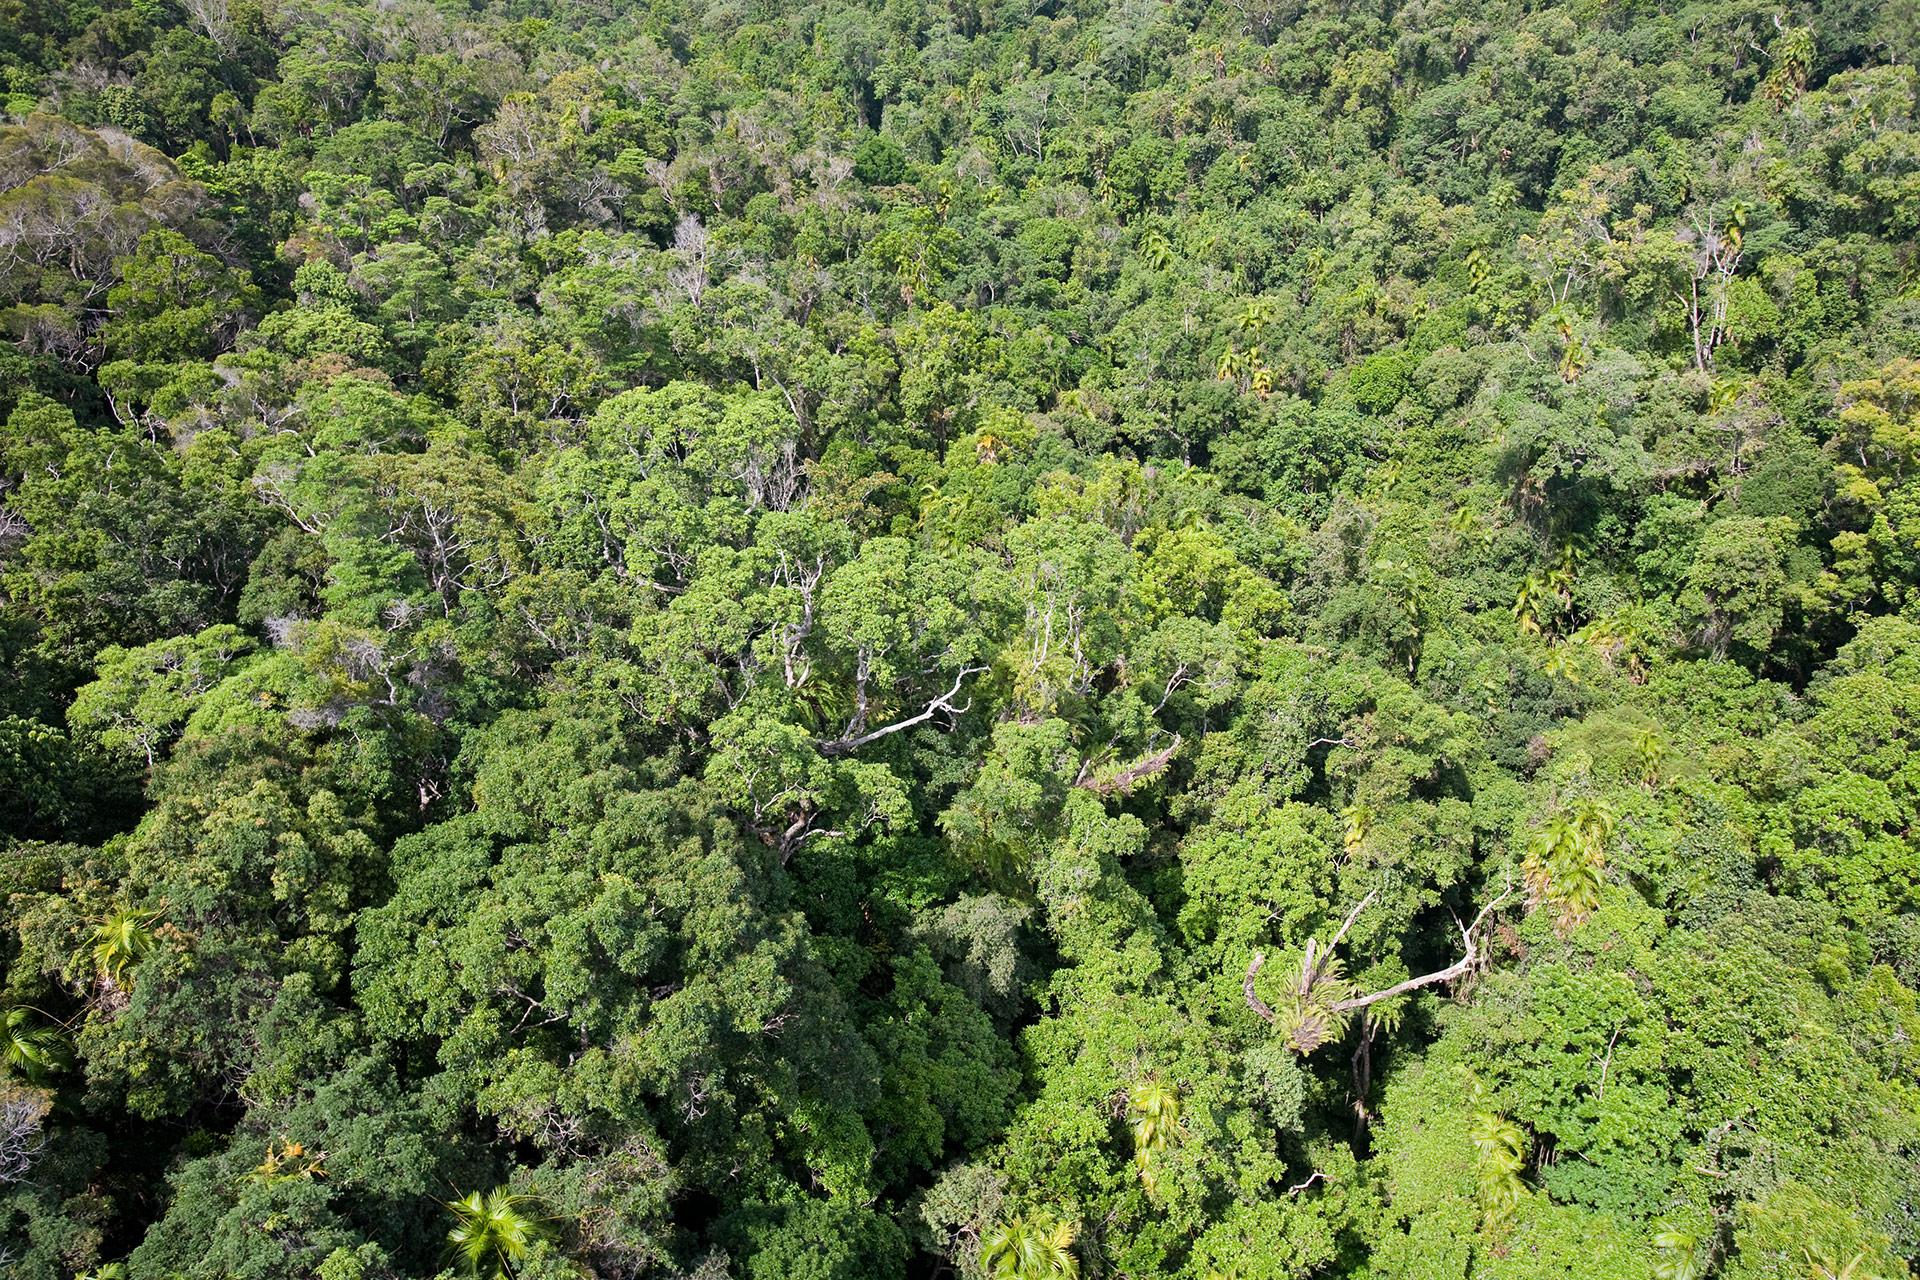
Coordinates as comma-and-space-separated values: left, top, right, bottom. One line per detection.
1329, 884, 1512, 1014
816, 665, 986, 756
1245, 883, 1514, 1026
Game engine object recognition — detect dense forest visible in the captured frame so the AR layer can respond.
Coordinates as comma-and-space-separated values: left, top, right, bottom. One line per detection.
1, 0, 1918, 1274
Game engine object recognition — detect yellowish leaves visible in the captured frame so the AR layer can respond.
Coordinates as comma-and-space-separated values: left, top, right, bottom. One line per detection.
244, 1137, 328, 1185
89, 906, 159, 982
1215, 341, 1277, 398
1128, 1078, 1183, 1194
982, 1210, 1080, 1279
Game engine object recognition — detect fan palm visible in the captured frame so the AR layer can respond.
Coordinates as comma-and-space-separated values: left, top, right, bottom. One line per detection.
90, 906, 159, 982
446, 1188, 542, 1278
981, 1211, 1079, 1280
3, 1006, 69, 1084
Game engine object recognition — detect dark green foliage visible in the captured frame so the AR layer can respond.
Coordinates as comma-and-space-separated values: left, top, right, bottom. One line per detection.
2, 0, 1918, 1276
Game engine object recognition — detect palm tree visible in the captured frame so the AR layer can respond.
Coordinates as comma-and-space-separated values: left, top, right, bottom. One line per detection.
981, 1211, 1079, 1280
1541, 644, 1582, 685
1513, 572, 1549, 635
90, 906, 158, 982
3, 1006, 69, 1084
1652, 1224, 1708, 1280
1524, 799, 1614, 933
1139, 228, 1173, 271
1449, 504, 1493, 550
1340, 804, 1372, 858
1634, 727, 1668, 789
1469, 1111, 1526, 1232
1805, 1251, 1878, 1280
1216, 342, 1248, 384
1129, 1078, 1182, 1192
1465, 246, 1490, 289
1571, 797, 1615, 851
446, 1188, 543, 1278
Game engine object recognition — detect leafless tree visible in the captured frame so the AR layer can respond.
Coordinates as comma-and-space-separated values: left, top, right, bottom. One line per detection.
1675, 207, 1745, 373
668, 215, 710, 306
0, 1088, 50, 1185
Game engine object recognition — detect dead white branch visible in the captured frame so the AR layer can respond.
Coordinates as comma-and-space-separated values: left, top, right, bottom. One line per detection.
815, 665, 986, 756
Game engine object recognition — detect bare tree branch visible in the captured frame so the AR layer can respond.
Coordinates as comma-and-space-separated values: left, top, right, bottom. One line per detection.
0, 1090, 49, 1185
815, 665, 986, 756
1245, 884, 1513, 1025
1325, 890, 1377, 953
1244, 950, 1276, 1024
1327, 883, 1514, 1015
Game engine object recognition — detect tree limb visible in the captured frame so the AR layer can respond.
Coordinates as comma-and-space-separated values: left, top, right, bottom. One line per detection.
1075, 734, 1182, 795
1325, 890, 1376, 954
1327, 883, 1514, 1015
1244, 950, 1276, 1024
815, 665, 986, 756
1244, 884, 1512, 1025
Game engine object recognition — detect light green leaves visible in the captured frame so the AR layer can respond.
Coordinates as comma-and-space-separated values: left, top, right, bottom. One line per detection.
1468, 1110, 1527, 1234
89, 905, 159, 983
1523, 798, 1615, 934
1128, 1077, 1182, 1194
445, 1189, 544, 1278
982, 1211, 1080, 1280
2, 1006, 69, 1085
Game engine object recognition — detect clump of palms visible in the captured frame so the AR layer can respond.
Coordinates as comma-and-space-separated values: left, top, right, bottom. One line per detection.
446, 1188, 544, 1278
981, 1210, 1079, 1279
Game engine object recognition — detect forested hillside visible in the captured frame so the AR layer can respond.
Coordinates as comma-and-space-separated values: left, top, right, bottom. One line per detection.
2, 0, 1918, 1275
